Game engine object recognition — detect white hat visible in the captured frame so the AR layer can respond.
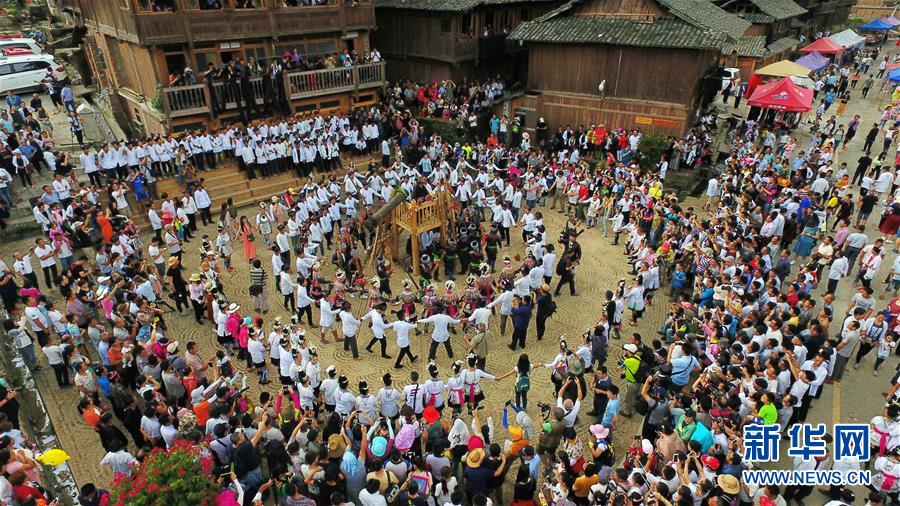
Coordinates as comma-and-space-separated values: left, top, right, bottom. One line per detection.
166, 341, 179, 354
227, 303, 240, 313
623, 344, 638, 354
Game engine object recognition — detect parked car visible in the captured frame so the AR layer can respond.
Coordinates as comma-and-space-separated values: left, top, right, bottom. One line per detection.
721, 67, 740, 90
0, 54, 68, 94
0, 37, 44, 55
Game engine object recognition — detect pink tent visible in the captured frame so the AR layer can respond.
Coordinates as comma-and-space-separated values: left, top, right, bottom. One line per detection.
747, 77, 814, 112
799, 37, 843, 54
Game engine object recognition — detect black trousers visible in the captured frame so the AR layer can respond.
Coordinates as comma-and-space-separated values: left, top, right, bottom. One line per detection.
283, 293, 296, 312
428, 340, 453, 360
536, 315, 548, 340
199, 207, 212, 226
41, 264, 58, 288
394, 346, 415, 368
365, 337, 388, 356
555, 273, 576, 295
50, 362, 69, 387
191, 299, 205, 324
298, 304, 313, 326
510, 326, 528, 349
172, 288, 189, 312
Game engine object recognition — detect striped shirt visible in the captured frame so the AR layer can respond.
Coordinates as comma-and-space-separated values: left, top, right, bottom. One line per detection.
249, 266, 267, 287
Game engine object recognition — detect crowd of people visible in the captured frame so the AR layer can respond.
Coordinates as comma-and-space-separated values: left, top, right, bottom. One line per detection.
3, 41, 900, 506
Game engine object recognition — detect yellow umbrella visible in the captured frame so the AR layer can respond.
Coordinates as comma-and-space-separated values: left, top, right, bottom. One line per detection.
755, 60, 811, 78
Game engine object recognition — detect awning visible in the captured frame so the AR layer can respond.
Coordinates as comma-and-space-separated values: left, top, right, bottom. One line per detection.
799, 37, 843, 53
748, 77, 814, 111
859, 19, 893, 30
795, 51, 830, 71
829, 28, 866, 49
888, 68, 900, 82
885, 16, 900, 25
755, 59, 812, 77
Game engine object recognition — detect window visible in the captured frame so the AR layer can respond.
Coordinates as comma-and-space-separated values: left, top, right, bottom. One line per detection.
520, 9, 529, 22
245, 47, 265, 63
12, 62, 39, 73
0, 64, 12, 76
461, 14, 471, 35
440, 17, 452, 33
320, 99, 340, 108
296, 102, 316, 112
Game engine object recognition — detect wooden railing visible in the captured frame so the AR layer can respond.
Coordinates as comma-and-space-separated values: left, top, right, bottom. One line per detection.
162, 62, 385, 117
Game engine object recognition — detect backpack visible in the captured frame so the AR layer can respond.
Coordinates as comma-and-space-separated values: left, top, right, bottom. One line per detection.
634, 395, 650, 416
546, 299, 558, 318
515, 372, 531, 393
630, 358, 651, 384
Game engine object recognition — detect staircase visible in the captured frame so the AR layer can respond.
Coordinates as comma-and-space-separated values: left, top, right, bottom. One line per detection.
130, 164, 311, 230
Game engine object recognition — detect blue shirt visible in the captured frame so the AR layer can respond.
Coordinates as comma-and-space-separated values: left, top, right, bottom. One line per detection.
490, 117, 500, 134
511, 304, 533, 330
601, 398, 620, 427
670, 355, 699, 386
824, 91, 836, 103
61, 86, 74, 102
5, 95, 21, 108
524, 454, 541, 480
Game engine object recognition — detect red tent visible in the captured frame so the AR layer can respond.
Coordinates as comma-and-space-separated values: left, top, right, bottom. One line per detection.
798, 37, 843, 54
747, 77, 813, 112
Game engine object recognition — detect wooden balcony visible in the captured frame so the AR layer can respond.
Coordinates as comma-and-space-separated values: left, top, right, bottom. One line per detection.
132, 3, 374, 44
162, 62, 385, 118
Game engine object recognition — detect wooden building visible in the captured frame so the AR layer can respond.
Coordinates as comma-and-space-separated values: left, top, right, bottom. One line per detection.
60, 0, 385, 135
718, 0, 808, 79
373, 0, 562, 83
850, 0, 893, 20
509, 0, 751, 135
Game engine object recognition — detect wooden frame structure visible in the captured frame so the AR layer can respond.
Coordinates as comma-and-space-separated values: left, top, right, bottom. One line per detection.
389, 185, 457, 277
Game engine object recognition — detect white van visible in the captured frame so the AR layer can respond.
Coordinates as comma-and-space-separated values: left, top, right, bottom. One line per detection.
0, 38, 44, 55
0, 54, 68, 94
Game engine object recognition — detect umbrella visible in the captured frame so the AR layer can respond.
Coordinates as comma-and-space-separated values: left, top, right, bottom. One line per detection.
799, 37, 844, 54
755, 60, 812, 77
747, 77, 814, 112
888, 68, 900, 82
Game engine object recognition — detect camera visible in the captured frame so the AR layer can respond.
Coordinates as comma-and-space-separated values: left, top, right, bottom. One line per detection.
537, 402, 551, 412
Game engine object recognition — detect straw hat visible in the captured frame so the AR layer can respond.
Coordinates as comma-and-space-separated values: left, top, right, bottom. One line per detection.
717, 474, 740, 495
466, 448, 485, 468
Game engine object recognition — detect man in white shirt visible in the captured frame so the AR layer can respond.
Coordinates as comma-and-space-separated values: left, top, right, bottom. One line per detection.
339, 302, 362, 359
418, 309, 461, 360
193, 184, 213, 226
33, 237, 58, 288
12, 251, 37, 288
362, 304, 393, 359
148, 202, 163, 242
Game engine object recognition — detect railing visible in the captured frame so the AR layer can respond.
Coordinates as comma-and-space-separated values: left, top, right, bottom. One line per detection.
162, 62, 385, 117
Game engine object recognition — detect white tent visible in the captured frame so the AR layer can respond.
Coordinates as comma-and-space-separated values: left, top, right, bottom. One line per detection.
830, 29, 866, 49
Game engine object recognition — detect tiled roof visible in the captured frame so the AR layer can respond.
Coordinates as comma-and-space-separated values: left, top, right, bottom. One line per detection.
722, 35, 768, 57
766, 35, 800, 54
743, 12, 776, 24
509, 16, 729, 49
748, 0, 807, 20
375, 0, 555, 10
655, 0, 751, 39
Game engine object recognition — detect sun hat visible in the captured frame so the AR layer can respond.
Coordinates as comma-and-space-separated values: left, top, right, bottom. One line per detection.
327, 434, 346, 459
466, 448, 485, 467
717, 474, 740, 495
623, 343, 638, 354
423, 405, 440, 424
589, 424, 609, 440
370, 436, 388, 458
701, 455, 720, 470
